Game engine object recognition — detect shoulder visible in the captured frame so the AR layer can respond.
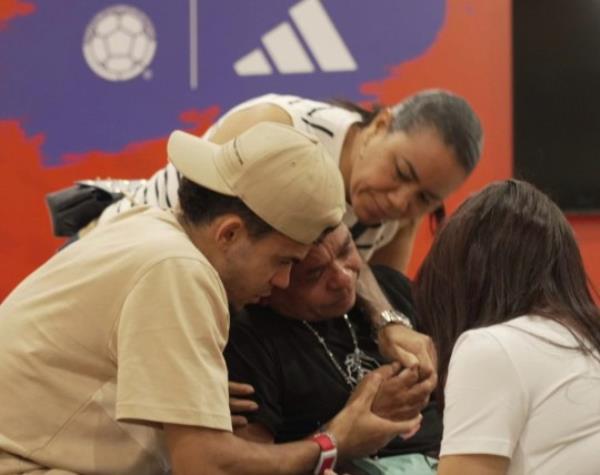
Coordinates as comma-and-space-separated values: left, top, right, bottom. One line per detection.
204, 96, 294, 144
452, 327, 511, 364
230, 306, 293, 338
226, 94, 358, 132
456, 315, 571, 354
230, 101, 294, 126
99, 208, 223, 293
448, 317, 554, 384
447, 324, 532, 392
451, 321, 533, 366
443, 325, 531, 445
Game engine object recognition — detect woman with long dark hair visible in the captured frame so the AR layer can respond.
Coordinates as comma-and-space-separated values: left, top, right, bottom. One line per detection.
414, 179, 600, 474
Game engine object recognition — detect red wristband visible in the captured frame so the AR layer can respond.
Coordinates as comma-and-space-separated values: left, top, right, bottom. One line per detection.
311, 432, 337, 475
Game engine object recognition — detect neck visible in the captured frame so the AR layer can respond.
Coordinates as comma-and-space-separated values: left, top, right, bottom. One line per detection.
268, 299, 344, 323
177, 214, 223, 271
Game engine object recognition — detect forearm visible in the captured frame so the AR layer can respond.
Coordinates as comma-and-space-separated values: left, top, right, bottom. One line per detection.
212, 437, 320, 475
356, 264, 393, 324
438, 454, 509, 475
167, 425, 320, 475
370, 220, 420, 273
167, 367, 422, 474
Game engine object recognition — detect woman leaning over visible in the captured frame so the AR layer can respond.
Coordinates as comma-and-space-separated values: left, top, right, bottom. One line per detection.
96, 91, 483, 273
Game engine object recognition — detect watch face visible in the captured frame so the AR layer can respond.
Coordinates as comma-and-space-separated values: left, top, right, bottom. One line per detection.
381, 310, 413, 328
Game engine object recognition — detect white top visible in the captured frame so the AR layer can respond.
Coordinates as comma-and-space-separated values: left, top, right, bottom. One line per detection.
441, 315, 600, 475
97, 94, 401, 260
0, 207, 231, 474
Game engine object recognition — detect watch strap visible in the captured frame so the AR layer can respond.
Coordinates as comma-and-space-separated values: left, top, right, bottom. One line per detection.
311, 432, 337, 475
376, 309, 413, 330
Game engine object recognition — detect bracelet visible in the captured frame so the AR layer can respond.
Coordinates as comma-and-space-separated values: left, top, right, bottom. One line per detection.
311, 431, 337, 475
375, 309, 414, 331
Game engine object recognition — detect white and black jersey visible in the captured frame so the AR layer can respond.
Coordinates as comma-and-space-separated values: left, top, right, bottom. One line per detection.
98, 94, 401, 259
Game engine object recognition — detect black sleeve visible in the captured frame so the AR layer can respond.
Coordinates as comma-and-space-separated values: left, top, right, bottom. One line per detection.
224, 315, 284, 437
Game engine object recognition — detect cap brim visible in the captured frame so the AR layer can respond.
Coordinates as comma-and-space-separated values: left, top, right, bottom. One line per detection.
167, 130, 233, 196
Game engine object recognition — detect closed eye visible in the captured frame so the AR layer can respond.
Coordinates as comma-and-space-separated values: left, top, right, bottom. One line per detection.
418, 192, 431, 205
305, 267, 325, 282
395, 163, 411, 182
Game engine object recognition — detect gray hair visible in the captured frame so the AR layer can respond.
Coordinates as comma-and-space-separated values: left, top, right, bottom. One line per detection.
390, 89, 483, 173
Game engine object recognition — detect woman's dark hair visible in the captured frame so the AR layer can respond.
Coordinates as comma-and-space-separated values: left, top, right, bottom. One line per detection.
428, 204, 446, 235
333, 89, 483, 174
178, 176, 273, 238
413, 179, 600, 407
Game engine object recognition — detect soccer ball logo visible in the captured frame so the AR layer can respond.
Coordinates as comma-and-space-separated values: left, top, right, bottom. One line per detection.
83, 5, 157, 82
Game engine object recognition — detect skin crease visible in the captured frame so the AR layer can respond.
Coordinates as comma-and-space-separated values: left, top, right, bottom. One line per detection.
205, 105, 441, 421
267, 224, 362, 321
180, 214, 309, 311
340, 110, 468, 226
208, 102, 472, 272
230, 225, 436, 431
235, 225, 433, 444
219, 230, 309, 311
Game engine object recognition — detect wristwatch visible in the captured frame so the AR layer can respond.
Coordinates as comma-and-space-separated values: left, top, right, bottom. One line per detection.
375, 309, 413, 331
311, 432, 337, 475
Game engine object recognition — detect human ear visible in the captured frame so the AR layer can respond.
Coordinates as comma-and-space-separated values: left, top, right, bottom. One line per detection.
214, 216, 246, 249
362, 108, 393, 147
373, 107, 393, 132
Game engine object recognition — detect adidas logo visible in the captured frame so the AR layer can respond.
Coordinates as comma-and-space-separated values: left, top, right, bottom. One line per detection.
234, 0, 357, 76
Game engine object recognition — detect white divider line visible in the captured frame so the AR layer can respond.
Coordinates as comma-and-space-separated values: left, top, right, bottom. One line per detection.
189, 0, 198, 89
290, 0, 357, 72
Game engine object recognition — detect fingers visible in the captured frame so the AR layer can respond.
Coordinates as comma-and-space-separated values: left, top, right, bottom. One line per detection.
387, 413, 423, 439
229, 381, 258, 418
413, 345, 436, 382
228, 381, 255, 397
371, 361, 402, 379
231, 415, 249, 429
229, 397, 258, 414
349, 363, 400, 405
404, 377, 434, 403
377, 326, 438, 384
373, 368, 433, 420
399, 415, 423, 440
386, 345, 419, 370
395, 367, 419, 386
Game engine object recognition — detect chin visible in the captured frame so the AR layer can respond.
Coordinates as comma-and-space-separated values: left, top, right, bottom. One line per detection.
354, 206, 380, 225
325, 297, 356, 318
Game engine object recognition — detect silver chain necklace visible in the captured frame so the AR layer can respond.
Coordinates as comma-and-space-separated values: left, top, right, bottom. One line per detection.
302, 314, 378, 389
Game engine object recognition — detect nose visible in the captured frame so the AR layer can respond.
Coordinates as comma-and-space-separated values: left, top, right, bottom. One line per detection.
270, 266, 292, 289
387, 187, 412, 215
327, 262, 355, 291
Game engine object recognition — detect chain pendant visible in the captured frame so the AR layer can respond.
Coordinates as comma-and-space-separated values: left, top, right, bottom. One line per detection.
302, 314, 380, 389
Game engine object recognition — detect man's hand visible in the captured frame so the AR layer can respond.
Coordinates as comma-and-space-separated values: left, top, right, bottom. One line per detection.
326, 363, 423, 460
371, 367, 433, 422
229, 381, 258, 429
378, 323, 438, 388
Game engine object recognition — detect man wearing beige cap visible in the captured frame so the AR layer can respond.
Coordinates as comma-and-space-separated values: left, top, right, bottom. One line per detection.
0, 122, 420, 475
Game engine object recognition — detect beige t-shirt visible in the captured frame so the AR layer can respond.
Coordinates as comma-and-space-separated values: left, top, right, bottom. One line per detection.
0, 207, 231, 475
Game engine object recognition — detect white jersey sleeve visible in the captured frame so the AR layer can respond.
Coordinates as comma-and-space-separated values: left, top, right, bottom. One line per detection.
441, 329, 528, 458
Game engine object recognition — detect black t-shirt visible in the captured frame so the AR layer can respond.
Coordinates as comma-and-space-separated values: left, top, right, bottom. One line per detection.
224, 265, 442, 457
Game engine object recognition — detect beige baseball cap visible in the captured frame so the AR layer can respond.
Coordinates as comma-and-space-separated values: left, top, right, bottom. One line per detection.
167, 122, 345, 244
